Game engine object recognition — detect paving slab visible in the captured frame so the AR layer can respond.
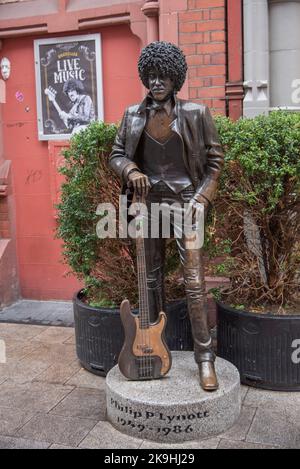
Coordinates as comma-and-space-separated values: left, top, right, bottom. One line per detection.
0, 300, 74, 327
0, 358, 51, 384
17, 413, 97, 447
50, 387, 106, 421
0, 406, 37, 436
78, 421, 143, 449
0, 368, 8, 383
4, 339, 43, 361
63, 335, 76, 345
0, 323, 48, 340
218, 439, 279, 449
240, 386, 249, 402
0, 380, 74, 413
34, 360, 81, 385
66, 368, 106, 390
32, 327, 75, 344
244, 387, 300, 414
246, 406, 300, 449
219, 405, 257, 442
50, 444, 77, 449
140, 437, 221, 449
0, 435, 50, 449
23, 342, 77, 365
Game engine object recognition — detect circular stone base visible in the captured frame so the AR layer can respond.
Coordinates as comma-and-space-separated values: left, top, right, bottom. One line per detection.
106, 352, 241, 443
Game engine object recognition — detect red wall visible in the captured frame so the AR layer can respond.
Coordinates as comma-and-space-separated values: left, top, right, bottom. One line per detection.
1, 25, 142, 300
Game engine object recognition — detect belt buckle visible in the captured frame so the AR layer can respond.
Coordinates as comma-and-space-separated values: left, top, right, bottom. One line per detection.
182, 184, 194, 193
152, 181, 168, 192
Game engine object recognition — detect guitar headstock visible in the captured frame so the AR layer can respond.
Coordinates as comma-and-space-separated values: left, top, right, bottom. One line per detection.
44, 86, 57, 102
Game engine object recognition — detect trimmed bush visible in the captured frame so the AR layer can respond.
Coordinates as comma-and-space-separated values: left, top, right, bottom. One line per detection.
211, 111, 300, 311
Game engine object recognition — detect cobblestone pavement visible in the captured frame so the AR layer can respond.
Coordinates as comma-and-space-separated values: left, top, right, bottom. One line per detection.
0, 322, 299, 449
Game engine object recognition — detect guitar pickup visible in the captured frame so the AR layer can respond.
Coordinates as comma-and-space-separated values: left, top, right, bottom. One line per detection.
142, 347, 153, 354
136, 344, 153, 354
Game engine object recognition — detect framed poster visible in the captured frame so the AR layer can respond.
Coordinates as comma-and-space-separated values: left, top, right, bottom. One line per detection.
34, 34, 103, 141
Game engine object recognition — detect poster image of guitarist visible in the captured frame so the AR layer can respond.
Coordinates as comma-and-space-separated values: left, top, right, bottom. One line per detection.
45, 78, 95, 135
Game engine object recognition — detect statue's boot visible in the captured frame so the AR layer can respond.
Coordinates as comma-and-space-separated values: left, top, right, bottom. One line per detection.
198, 361, 219, 392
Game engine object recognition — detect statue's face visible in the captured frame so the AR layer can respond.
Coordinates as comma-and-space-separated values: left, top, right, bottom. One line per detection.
148, 69, 174, 101
1, 57, 10, 80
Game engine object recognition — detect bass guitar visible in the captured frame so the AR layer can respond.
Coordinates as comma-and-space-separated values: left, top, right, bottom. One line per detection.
118, 193, 172, 380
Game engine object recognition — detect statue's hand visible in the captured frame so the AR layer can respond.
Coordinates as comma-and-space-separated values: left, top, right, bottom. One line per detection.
127, 170, 151, 197
186, 197, 208, 225
193, 195, 210, 210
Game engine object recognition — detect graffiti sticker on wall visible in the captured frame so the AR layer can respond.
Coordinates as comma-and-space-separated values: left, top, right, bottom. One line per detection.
34, 34, 103, 141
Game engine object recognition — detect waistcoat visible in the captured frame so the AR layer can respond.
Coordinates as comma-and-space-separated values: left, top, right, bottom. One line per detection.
137, 130, 192, 193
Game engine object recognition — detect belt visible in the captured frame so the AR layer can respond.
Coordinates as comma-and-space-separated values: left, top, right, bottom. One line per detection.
150, 181, 194, 193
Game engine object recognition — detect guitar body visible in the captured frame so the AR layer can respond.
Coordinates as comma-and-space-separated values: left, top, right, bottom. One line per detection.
118, 299, 172, 380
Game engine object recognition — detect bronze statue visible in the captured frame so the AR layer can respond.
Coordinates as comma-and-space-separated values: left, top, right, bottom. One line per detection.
109, 41, 224, 391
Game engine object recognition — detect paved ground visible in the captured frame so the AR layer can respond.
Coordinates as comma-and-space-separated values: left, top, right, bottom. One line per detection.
0, 322, 299, 449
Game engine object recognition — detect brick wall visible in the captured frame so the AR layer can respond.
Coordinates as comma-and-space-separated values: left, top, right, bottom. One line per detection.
0, 198, 10, 239
179, 0, 226, 115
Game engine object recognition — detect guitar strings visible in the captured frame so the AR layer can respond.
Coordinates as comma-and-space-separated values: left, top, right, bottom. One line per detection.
136, 199, 146, 377
141, 197, 150, 378
137, 195, 151, 378
143, 195, 153, 378
142, 223, 151, 378
140, 215, 150, 378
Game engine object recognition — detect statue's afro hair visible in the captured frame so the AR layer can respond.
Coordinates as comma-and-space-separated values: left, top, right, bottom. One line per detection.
138, 41, 187, 92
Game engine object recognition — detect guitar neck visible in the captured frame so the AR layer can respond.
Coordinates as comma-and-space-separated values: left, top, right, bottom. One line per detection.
135, 196, 150, 329
45, 89, 68, 127
51, 99, 62, 116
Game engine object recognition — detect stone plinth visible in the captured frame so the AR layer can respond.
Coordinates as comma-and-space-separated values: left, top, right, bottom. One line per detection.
106, 352, 241, 443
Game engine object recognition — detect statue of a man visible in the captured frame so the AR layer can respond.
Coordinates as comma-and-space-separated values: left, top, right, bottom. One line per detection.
109, 41, 224, 391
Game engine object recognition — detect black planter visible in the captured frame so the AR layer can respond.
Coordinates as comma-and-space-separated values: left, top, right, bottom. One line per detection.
73, 290, 193, 376
217, 302, 300, 391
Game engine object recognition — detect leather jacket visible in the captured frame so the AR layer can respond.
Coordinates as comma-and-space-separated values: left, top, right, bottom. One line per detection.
109, 95, 224, 205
